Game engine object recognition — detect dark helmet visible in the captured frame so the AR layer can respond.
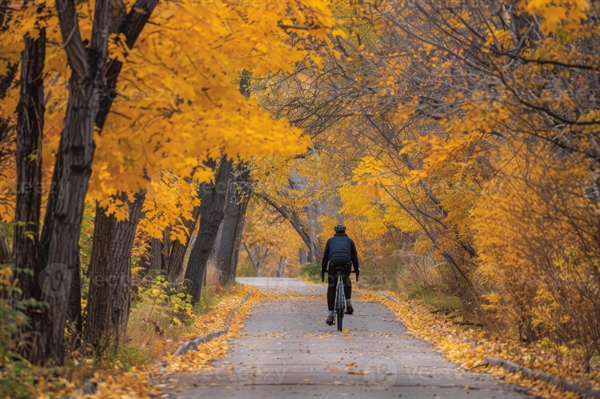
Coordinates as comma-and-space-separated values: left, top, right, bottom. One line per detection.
334, 223, 346, 233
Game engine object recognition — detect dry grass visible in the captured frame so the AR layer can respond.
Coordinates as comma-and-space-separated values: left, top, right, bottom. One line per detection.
205, 262, 221, 288
125, 302, 193, 362
394, 251, 446, 292
123, 264, 230, 365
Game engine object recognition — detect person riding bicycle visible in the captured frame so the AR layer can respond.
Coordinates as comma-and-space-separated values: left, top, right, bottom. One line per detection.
321, 223, 360, 326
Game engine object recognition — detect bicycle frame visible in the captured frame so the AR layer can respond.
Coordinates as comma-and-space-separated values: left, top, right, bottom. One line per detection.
333, 269, 346, 331
325, 264, 357, 331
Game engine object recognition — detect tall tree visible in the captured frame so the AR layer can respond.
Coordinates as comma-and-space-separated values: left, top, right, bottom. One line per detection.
216, 167, 252, 286
76, 0, 158, 356
84, 202, 117, 351
140, 210, 202, 284
165, 208, 200, 283
184, 157, 232, 302
13, 15, 45, 307
110, 193, 145, 341
33, 0, 156, 364
32, 0, 119, 365
85, 192, 145, 352
215, 72, 253, 285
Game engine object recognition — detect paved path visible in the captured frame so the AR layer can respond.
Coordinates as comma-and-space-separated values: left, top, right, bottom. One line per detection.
159, 278, 530, 399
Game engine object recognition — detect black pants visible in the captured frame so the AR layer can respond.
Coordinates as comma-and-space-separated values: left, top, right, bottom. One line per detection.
327, 261, 352, 311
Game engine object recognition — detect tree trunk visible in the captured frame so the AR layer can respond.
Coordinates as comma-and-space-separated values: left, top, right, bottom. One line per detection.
307, 204, 316, 262
277, 256, 288, 278
13, 26, 45, 304
0, 234, 10, 265
95, 0, 159, 130
67, 254, 82, 351
149, 237, 163, 271
166, 204, 200, 283
111, 192, 145, 345
243, 243, 261, 277
299, 248, 307, 266
212, 71, 252, 286
201, 264, 208, 288
184, 157, 232, 302
217, 168, 251, 286
210, 221, 224, 263
85, 191, 145, 353
85, 191, 146, 354
84, 202, 117, 351
161, 227, 171, 271
27, 0, 157, 365
30, 0, 113, 366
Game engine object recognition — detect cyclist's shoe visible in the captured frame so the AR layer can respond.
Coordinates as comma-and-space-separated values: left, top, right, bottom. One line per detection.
346, 302, 354, 315
326, 315, 334, 325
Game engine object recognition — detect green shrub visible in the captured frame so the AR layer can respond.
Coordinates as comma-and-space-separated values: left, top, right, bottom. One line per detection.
299, 262, 322, 283
359, 256, 405, 291
236, 261, 256, 277
102, 344, 152, 371
136, 275, 194, 326
194, 286, 220, 315
407, 282, 462, 311
0, 265, 36, 399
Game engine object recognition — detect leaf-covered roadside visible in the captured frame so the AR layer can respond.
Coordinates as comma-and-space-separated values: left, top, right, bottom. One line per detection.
0, 285, 263, 399
363, 291, 600, 399
78, 285, 269, 399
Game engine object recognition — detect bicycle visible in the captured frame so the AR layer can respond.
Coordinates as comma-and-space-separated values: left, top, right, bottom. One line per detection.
328, 266, 358, 331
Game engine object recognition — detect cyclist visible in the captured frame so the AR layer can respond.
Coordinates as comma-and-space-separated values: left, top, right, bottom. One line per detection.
321, 223, 360, 325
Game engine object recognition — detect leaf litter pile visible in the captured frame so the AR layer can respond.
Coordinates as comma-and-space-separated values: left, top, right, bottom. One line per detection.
361, 290, 600, 399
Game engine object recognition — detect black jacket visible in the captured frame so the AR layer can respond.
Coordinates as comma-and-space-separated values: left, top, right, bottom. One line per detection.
321, 233, 359, 271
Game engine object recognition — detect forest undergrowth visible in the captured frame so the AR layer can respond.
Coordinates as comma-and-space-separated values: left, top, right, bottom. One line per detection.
1, 273, 259, 399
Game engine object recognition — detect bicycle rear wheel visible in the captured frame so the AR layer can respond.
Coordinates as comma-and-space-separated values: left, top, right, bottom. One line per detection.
337, 283, 344, 331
